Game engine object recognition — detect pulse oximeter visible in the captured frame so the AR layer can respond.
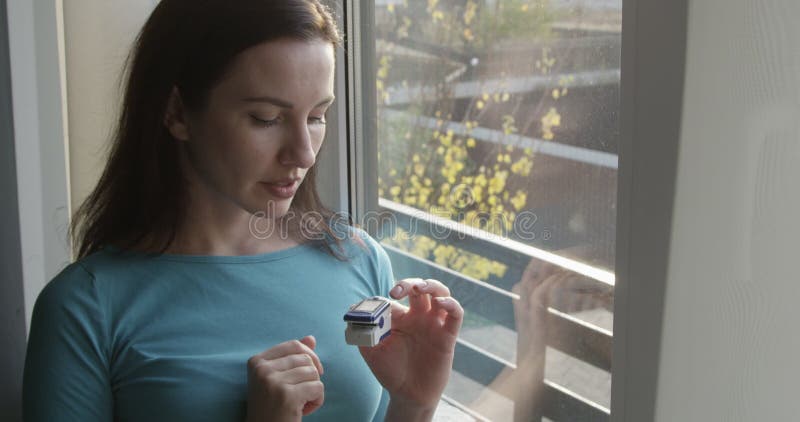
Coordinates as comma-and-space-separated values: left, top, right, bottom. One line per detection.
344, 296, 392, 347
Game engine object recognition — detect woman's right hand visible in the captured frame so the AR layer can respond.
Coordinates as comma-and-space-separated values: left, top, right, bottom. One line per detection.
245, 335, 325, 422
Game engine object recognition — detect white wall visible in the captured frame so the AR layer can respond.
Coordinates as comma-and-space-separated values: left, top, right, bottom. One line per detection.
656, 0, 800, 420
64, 0, 349, 215
63, 0, 157, 212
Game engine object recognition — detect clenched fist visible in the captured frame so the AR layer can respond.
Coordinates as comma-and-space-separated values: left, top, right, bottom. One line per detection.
245, 336, 325, 422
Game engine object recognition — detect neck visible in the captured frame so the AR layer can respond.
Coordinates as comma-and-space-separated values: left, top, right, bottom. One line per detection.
155, 150, 301, 256
165, 193, 301, 256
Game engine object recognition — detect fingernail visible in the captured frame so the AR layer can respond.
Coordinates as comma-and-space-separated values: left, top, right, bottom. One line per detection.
434, 297, 451, 308
391, 285, 404, 296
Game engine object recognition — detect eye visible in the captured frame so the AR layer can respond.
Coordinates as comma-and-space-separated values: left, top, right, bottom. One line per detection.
309, 116, 326, 125
250, 114, 280, 127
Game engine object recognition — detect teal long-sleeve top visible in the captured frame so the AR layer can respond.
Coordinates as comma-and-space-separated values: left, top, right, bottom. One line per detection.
23, 228, 393, 421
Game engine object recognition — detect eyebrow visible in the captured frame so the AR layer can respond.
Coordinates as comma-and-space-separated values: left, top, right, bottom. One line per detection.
242, 95, 335, 109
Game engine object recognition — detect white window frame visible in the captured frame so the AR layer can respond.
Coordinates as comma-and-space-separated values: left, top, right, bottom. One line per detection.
3, 1, 71, 421
5, 0, 71, 333
611, 0, 688, 420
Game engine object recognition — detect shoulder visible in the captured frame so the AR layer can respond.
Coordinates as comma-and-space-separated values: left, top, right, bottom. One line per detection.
35, 261, 98, 310
327, 221, 387, 261
326, 222, 395, 295
34, 248, 134, 314
29, 254, 115, 345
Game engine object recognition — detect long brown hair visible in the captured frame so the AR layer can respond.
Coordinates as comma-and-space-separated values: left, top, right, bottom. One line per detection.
70, 0, 352, 260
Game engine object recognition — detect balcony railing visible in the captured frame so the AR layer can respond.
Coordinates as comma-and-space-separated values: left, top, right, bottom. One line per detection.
374, 198, 614, 421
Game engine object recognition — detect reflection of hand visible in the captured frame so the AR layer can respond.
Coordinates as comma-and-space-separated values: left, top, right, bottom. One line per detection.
358, 278, 463, 419
513, 258, 612, 361
475, 258, 611, 421
245, 336, 325, 422
471, 256, 613, 420
512, 258, 560, 363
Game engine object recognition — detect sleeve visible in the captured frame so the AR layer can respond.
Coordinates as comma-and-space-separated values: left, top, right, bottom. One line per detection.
353, 227, 396, 298
374, 238, 396, 298
350, 229, 395, 421
23, 263, 113, 422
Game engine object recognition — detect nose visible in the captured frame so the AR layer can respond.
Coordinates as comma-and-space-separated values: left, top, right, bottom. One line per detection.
278, 121, 317, 169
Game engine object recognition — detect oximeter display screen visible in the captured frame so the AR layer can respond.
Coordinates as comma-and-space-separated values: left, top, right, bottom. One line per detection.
354, 299, 383, 313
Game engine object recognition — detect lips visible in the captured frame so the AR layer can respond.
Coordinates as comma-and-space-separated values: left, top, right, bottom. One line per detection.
260, 178, 301, 199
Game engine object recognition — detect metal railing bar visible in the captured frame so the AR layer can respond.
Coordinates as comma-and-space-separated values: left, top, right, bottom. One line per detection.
378, 206, 530, 291
381, 109, 619, 169
450, 353, 611, 421
456, 337, 517, 370
546, 308, 613, 372
385, 243, 614, 370
383, 246, 517, 330
549, 307, 613, 337
378, 29, 620, 57
439, 394, 491, 422
383, 69, 621, 106
382, 225, 615, 367
379, 198, 616, 286
453, 342, 507, 386
452, 340, 610, 420
544, 379, 610, 416
381, 243, 520, 300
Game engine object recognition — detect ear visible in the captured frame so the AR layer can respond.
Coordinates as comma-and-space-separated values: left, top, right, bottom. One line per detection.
164, 87, 190, 141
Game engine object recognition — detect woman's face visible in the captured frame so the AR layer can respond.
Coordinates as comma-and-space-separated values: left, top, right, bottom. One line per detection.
176, 38, 335, 219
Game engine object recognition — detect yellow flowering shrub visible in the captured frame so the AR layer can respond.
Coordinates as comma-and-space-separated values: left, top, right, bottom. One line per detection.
382, 228, 508, 281
376, 0, 568, 278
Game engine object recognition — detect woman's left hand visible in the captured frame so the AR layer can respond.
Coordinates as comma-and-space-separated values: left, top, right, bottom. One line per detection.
358, 278, 463, 413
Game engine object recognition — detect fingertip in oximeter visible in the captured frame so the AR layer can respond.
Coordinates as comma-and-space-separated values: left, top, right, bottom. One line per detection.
343, 296, 392, 347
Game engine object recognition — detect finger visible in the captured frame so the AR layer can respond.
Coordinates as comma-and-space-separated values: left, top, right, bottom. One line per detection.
299, 335, 316, 350
257, 339, 324, 375
409, 281, 432, 313
430, 296, 449, 323
523, 273, 561, 315
419, 278, 451, 297
433, 296, 464, 336
512, 278, 529, 297
389, 300, 409, 316
559, 276, 591, 313
392, 278, 431, 312
545, 272, 575, 310
261, 353, 317, 373
388, 300, 409, 325
429, 290, 454, 321
275, 365, 321, 385
391, 277, 450, 299
295, 381, 325, 416
412, 278, 452, 315
389, 277, 422, 299
521, 258, 559, 287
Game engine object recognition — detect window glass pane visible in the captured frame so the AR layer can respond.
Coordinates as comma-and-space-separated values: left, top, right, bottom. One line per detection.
369, 0, 619, 420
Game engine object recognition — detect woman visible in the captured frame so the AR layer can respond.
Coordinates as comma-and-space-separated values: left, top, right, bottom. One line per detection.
22, 1, 463, 421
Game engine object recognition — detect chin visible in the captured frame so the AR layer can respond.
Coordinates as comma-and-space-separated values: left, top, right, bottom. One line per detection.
250, 196, 295, 218
247, 200, 297, 240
